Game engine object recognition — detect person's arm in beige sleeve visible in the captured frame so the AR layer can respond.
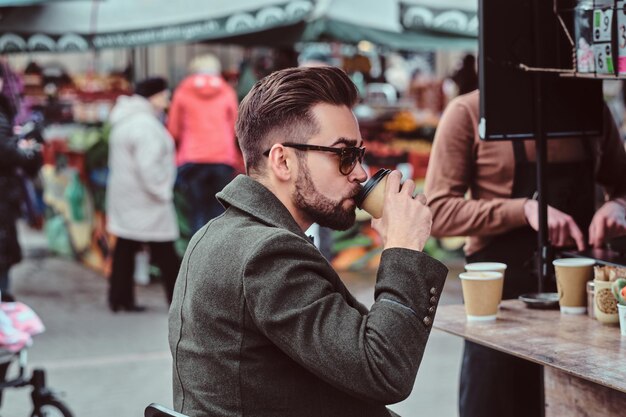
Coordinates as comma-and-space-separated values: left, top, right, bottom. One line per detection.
424, 97, 528, 238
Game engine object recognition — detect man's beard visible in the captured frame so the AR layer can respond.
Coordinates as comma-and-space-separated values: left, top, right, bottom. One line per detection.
293, 160, 361, 231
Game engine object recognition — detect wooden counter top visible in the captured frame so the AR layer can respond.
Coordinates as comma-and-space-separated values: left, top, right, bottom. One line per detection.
433, 300, 626, 393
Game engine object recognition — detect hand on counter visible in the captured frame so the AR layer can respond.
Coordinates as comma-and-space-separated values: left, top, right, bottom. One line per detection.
523, 199, 585, 251
588, 201, 626, 248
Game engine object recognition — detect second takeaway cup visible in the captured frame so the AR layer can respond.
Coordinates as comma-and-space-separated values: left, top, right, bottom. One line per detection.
459, 271, 504, 322
465, 262, 507, 303
552, 258, 595, 314
464, 262, 508, 275
355, 168, 392, 218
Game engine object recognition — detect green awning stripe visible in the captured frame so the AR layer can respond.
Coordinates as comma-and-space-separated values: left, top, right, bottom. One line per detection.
302, 18, 477, 51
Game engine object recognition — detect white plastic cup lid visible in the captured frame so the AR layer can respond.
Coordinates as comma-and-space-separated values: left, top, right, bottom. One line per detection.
552, 258, 595, 267
465, 262, 507, 271
459, 271, 503, 281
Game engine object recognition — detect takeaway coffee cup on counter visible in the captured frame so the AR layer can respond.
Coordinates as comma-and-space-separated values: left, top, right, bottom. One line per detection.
459, 271, 504, 322
553, 258, 595, 315
355, 168, 392, 218
465, 262, 507, 303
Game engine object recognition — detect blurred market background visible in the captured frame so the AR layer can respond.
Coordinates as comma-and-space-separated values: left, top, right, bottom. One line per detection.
1, 0, 626, 416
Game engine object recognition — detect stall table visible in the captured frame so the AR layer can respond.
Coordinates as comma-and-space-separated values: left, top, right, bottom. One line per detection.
434, 300, 626, 417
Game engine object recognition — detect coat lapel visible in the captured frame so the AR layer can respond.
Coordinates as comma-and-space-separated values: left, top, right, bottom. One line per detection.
217, 175, 308, 240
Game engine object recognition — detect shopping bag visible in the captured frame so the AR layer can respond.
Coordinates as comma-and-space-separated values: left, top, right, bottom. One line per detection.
0, 301, 45, 352
134, 247, 150, 285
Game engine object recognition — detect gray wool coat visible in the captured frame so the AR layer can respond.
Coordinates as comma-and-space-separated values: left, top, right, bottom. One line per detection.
168, 175, 448, 417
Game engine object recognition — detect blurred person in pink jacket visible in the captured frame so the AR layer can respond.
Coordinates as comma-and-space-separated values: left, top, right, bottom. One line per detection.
167, 54, 240, 235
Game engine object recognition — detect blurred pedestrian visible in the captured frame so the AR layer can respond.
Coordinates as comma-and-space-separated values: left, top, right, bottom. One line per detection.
106, 77, 180, 312
451, 54, 478, 96
0, 68, 42, 302
167, 54, 240, 235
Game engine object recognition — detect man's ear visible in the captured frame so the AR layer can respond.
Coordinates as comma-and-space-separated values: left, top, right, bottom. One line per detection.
267, 145, 293, 181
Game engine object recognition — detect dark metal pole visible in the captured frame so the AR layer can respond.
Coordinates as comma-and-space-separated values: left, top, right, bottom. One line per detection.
531, 0, 550, 295
533, 74, 549, 294
531, 2, 548, 415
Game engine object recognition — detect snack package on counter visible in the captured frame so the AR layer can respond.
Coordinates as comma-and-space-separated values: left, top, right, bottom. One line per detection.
593, 265, 626, 281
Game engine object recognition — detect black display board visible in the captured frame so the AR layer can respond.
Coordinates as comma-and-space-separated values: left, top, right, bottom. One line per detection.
479, 0, 604, 140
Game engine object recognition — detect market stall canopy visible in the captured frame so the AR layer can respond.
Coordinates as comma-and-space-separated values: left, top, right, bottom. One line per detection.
0, 0, 477, 53
301, 0, 477, 51
0, 0, 314, 53
399, 0, 477, 38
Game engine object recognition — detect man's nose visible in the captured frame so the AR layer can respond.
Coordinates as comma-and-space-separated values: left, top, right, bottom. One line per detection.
350, 161, 368, 183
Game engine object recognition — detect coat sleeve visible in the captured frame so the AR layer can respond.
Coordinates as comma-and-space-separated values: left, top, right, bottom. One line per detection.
424, 97, 527, 238
0, 111, 12, 139
0, 114, 42, 174
242, 233, 448, 404
132, 119, 174, 202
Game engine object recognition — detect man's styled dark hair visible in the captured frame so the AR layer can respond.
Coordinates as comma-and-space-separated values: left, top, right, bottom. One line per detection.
236, 66, 358, 175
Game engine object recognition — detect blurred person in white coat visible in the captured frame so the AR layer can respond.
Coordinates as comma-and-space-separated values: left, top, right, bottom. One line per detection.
106, 77, 180, 312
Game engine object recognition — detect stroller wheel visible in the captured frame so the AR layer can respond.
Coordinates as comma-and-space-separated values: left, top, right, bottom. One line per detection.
30, 398, 74, 417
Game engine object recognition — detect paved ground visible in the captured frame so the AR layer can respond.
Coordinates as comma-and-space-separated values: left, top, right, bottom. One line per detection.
2, 224, 464, 417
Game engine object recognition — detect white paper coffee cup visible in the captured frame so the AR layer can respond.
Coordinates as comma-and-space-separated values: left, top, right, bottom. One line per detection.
459, 271, 504, 322
553, 258, 595, 315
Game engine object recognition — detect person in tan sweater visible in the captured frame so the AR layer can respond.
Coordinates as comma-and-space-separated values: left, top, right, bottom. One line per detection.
424, 89, 626, 417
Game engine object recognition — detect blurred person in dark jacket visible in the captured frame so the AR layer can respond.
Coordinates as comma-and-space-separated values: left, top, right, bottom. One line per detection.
451, 54, 478, 96
0, 70, 42, 302
167, 54, 240, 235
106, 77, 180, 312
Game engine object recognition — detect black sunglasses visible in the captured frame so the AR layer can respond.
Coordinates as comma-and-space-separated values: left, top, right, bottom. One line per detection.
263, 142, 366, 175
